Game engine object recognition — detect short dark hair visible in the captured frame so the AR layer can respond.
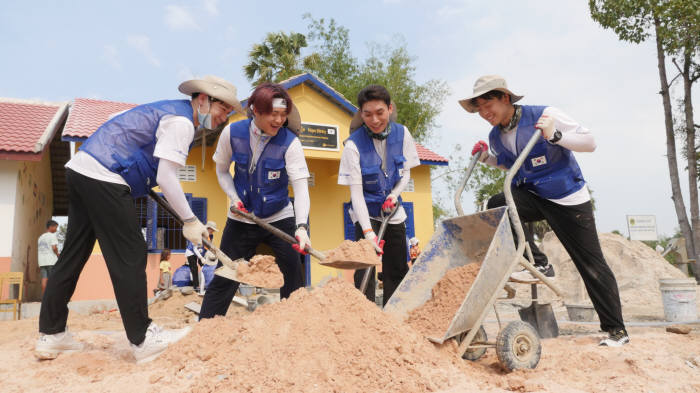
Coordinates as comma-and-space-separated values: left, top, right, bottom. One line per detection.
357, 85, 391, 110
46, 220, 58, 229
160, 249, 171, 261
470, 90, 510, 108
247, 82, 293, 116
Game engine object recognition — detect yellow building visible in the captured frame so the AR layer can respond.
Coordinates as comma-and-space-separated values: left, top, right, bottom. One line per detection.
59, 73, 447, 299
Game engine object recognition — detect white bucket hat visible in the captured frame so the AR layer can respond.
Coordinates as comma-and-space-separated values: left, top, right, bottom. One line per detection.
458, 75, 523, 113
349, 101, 398, 132
205, 221, 218, 232
179, 75, 243, 114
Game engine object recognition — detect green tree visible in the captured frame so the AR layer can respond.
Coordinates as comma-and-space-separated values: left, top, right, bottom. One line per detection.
243, 31, 308, 86
589, 0, 700, 281
302, 15, 449, 142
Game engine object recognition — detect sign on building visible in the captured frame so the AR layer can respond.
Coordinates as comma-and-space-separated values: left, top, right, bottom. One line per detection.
299, 122, 339, 151
627, 215, 658, 241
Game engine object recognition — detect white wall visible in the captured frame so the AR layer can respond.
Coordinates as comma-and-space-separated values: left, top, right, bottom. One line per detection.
0, 162, 18, 257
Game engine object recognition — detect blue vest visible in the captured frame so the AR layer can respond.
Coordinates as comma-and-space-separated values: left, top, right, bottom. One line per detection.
80, 100, 194, 198
489, 105, 585, 199
229, 119, 296, 218
347, 122, 406, 217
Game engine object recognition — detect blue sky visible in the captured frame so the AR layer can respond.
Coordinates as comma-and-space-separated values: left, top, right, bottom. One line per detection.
2, 0, 698, 238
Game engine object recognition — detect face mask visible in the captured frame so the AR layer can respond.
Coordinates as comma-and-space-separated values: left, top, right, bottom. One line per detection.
197, 99, 212, 131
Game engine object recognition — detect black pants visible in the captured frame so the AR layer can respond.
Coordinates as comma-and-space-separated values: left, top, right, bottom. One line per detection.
39, 169, 151, 345
187, 254, 201, 289
353, 220, 408, 306
199, 217, 303, 319
487, 187, 626, 332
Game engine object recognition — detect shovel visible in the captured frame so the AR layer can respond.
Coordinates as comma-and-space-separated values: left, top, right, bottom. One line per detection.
359, 206, 398, 294
230, 207, 378, 270
147, 190, 257, 286
518, 283, 559, 339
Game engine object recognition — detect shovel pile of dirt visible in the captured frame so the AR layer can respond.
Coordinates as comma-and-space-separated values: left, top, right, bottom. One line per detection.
159, 278, 481, 392
524, 232, 693, 319
236, 254, 284, 289
322, 239, 382, 268
405, 263, 481, 338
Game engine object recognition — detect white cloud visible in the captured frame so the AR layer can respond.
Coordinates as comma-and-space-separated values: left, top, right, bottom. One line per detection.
127, 35, 161, 67
202, 0, 219, 15
101, 45, 121, 70
176, 66, 195, 83
164, 4, 200, 31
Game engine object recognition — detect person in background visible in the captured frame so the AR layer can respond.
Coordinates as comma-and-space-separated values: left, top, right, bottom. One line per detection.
38, 220, 60, 294
199, 82, 310, 319
184, 221, 218, 291
409, 237, 421, 265
36, 75, 242, 363
338, 84, 420, 305
461, 74, 628, 347
157, 249, 172, 292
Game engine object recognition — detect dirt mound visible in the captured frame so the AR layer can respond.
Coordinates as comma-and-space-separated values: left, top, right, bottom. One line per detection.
147, 289, 201, 328
236, 254, 284, 288
525, 232, 691, 319
406, 263, 480, 338
159, 279, 479, 392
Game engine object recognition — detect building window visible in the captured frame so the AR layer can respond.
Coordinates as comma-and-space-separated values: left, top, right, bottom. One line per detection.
134, 194, 207, 252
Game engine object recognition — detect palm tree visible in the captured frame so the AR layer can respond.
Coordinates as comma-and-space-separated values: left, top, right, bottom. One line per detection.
244, 32, 308, 86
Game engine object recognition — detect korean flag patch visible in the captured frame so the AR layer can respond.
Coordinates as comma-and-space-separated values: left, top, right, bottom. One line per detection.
531, 155, 547, 167
268, 170, 281, 180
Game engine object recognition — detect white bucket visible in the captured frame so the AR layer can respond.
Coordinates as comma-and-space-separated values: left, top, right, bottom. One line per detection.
659, 278, 698, 322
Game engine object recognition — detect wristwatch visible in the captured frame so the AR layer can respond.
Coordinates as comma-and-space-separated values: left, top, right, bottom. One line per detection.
548, 130, 562, 144
296, 223, 309, 231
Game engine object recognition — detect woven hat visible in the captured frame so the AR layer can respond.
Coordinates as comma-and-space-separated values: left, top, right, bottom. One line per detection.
205, 221, 218, 232
179, 75, 243, 114
349, 101, 398, 132
458, 75, 523, 113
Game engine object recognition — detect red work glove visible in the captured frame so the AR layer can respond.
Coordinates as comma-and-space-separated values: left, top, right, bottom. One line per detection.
381, 194, 398, 214
365, 231, 385, 256
471, 140, 488, 156
292, 227, 310, 255
230, 199, 248, 214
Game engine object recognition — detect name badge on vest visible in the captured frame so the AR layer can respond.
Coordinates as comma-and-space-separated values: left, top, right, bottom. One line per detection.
268, 171, 281, 180
531, 155, 547, 167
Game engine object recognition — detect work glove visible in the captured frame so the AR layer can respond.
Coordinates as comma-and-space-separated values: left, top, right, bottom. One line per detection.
381, 194, 398, 214
203, 250, 218, 265
182, 218, 208, 247
364, 231, 385, 255
292, 227, 311, 255
471, 140, 489, 162
230, 198, 248, 214
535, 115, 555, 140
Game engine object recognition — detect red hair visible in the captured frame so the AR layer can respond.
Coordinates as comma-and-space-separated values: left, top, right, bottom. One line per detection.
247, 82, 292, 116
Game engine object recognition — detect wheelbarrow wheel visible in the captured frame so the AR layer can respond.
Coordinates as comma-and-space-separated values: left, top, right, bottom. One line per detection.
455, 326, 488, 361
496, 321, 541, 371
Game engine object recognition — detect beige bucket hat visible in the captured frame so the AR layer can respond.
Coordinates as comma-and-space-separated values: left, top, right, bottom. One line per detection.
205, 221, 218, 232
179, 75, 243, 114
458, 75, 523, 113
349, 101, 398, 131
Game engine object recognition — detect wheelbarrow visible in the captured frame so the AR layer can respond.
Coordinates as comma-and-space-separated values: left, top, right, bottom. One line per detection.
384, 130, 563, 371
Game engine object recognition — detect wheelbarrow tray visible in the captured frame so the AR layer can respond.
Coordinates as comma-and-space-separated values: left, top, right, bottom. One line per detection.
384, 206, 519, 344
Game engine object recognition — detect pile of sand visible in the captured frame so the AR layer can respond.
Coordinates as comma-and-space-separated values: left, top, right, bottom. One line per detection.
406, 263, 481, 338
236, 255, 284, 289
159, 279, 478, 392
322, 239, 382, 268
524, 232, 691, 319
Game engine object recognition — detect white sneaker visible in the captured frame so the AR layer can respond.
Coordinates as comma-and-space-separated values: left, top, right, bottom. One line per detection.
599, 329, 630, 347
132, 323, 191, 364
35, 330, 84, 360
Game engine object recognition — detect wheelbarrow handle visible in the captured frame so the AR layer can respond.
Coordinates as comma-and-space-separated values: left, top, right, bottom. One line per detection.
454, 152, 482, 216
230, 207, 327, 261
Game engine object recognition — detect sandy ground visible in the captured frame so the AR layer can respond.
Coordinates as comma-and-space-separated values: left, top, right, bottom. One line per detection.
1, 278, 699, 393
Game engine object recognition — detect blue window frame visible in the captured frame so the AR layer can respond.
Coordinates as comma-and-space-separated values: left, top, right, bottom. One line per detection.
134, 194, 208, 252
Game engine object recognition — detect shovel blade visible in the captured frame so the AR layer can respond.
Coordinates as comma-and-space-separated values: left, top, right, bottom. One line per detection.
319, 259, 378, 270
518, 303, 559, 339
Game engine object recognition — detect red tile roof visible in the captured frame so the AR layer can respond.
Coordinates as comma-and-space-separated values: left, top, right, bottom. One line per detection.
62, 98, 137, 139
0, 98, 66, 158
416, 142, 448, 164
